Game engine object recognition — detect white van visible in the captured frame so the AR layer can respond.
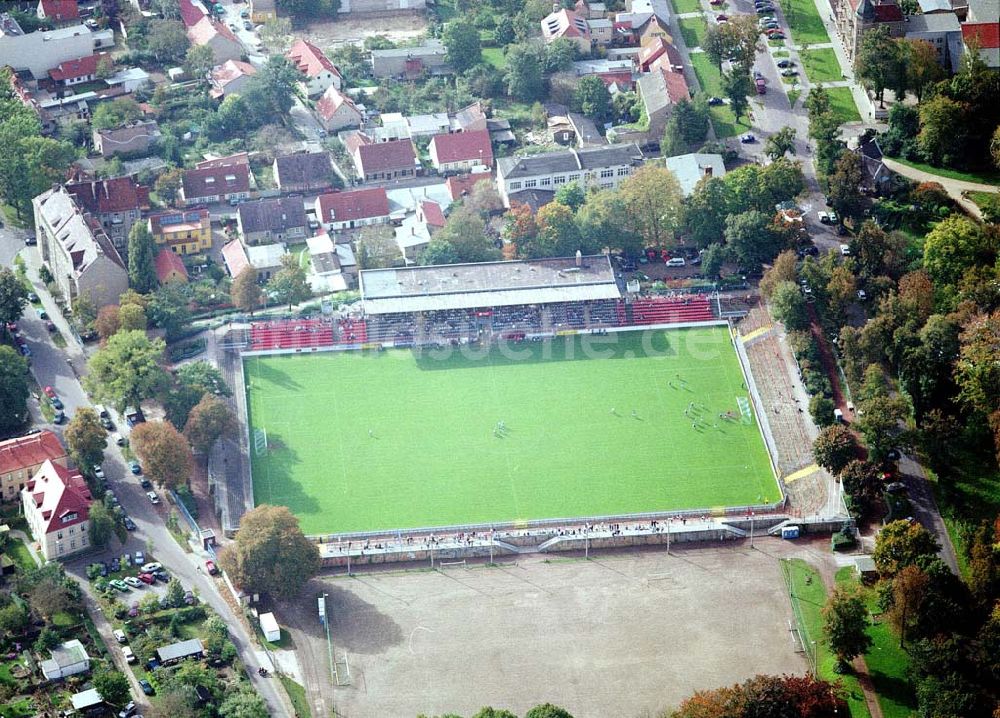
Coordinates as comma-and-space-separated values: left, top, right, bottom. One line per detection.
665, 257, 686, 267
834, 408, 844, 423
122, 646, 136, 663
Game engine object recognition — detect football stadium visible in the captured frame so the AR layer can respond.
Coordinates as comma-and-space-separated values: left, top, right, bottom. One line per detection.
240, 256, 783, 537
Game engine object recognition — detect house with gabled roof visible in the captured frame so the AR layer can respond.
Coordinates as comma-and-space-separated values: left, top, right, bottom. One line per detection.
541, 9, 592, 52
344, 133, 418, 182
314, 187, 391, 232
286, 39, 342, 97
36, 0, 79, 28
155, 248, 189, 284
92, 120, 161, 158
22, 460, 93, 561
0, 431, 67, 504
315, 85, 363, 132
180, 163, 252, 206
66, 176, 150, 252
428, 129, 493, 173
179, 0, 242, 64
48, 52, 109, 86
962, 0, 999, 67
210, 59, 257, 98
237, 196, 308, 245
273, 152, 336, 193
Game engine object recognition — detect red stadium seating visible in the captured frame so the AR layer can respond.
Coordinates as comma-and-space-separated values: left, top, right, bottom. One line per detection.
627, 296, 714, 325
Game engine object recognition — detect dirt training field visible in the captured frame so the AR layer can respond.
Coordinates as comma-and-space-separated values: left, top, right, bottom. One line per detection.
299, 13, 429, 49
294, 545, 810, 718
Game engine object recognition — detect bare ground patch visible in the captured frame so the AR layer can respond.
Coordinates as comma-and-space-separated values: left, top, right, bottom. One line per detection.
298, 12, 429, 49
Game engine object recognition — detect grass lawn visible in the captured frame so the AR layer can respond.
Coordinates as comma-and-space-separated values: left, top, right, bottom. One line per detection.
689, 53, 751, 138
824, 85, 862, 124
888, 158, 1000, 186
787, 89, 801, 107
8, 540, 37, 571
781, 0, 832, 45
679, 17, 709, 48
800, 48, 843, 84
967, 190, 998, 210
0, 699, 33, 718
482, 47, 506, 69
781, 559, 871, 718
279, 675, 311, 718
671, 0, 703, 12
246, 329, 779, 535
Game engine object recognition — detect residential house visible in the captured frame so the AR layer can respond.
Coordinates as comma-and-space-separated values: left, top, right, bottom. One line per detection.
637, 36, 682, 72
395, 199, 446, 262
541, 9, 592, 53
961, 0, 999, 67
831, 0, 905, 61
286, 39, 342, 97
66, 176, 150, 253
209, 59, 256, 99
663, 153, 725, 195
572, 59, 635, 88
47, 52, 109, 87
0, 431, 67, 504
221, 240, 285, 281
273, 152, 335, 193
92, 120, 160, 158
450, 102, 488, 133
196, 152, 249, 170
250, 0, 277, 23
155, 248, 189, 284
496, 143, 644, 206
105, 67, 151, 93
0, 14, 113, 78
36, 0, 80, 28
148, 208, 212, 255
314, 187, 391, 231
237, 197, 308, 245
315, 85, 363, 132
406, 113, 452, 138
179, 0, 242, 64
370, 40, 449, 79
156, 639, 206, 666
445, 171, 494, 201
904, 12, 963, 72
306, 232, 357, 292
344, 134, 418, 182
40, 640, 90, 680
588, 17, 614, 44
428, 129, 493, 173
179, 163, 252, 205
32, 185, 128, 310
633, 57, 689, 141
21, 459, 93, 562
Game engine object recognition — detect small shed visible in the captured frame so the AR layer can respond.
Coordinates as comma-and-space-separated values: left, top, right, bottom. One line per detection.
260, 612, 280, 642
854, 555, 878, 583
70, 687, 104, 712
40, 639, 91, 680
156, 638, 205, 665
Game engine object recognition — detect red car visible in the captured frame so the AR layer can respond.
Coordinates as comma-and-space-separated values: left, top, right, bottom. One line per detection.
43, 386, 57, 399
138, 573, 155, 585
205, 560, 219, 576
5, 322, 16, 332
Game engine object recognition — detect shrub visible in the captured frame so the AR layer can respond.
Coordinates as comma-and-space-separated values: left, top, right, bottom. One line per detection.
810, 395, 836, 427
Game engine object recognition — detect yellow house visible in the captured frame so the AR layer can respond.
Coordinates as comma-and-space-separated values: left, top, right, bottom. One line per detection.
250, 0, 277, 23
148, 209, 212, 256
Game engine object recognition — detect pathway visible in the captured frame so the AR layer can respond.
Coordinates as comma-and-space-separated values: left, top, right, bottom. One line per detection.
881, 157, 997, 220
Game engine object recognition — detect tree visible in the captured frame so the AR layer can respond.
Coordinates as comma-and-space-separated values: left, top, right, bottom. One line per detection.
118, 302, 147, 332
855, 26, 904, 106
683, 177, 733, 249
839, 459, 881, 515
872, 519, 940, 577
165, 577, 186, 608
183, 44, 215, 80
673, 675, 842, 718
918, 95, 969, 167
130, 420, 194, 489
662, 98, 710, 156
855, 395, 906, 462
826, 265, 857, 319
769, 280, 809, 331
65, 408, 107, 469
27, 576, 71, 620
89, 501, 116, 549
504, 44, 544, 102
356, 226, 400, 269
904, 39, 945, 103
218, 505, 321, 599
553, 182, 585, 212
94, 305, 121, 341
86, 330, 168, 412
812, 425, 859, 475
154, 167, 182, 206
992, 124, 1000, 171
810, 395, 836, 427
442, 18, 482, 73
423, 206, 500, 264
0, 603, 29, 638
886, 564, 929, 647
826, 152, 864, 224
543, 38, 576, 74
267, 254, 312, 311
176, 361, 230, 397
184, 394, 236, 455
502, 203, 538, 254
523, 202, 584, 258
760, 250, 798, 299
147, 284, 190, 339
231, 267, 264, 315
242, 57, 300, 127
524, 705, 574, 718
722, 70, 752, 123
823, 586, 873, 671
923, 216, 992, 287
258, 16, 293, 54
0, 346, 29, 433
145, 19, 190, 63
219, 686, 270, 718
619, 165, 684, 248
91, 97, 142, 131
764, 126, 797, 160
576, 190, 640, 257
0, 268, 29, 326
724, 210, 785, 269
150, 0, 181, 19
494, 15, 516, 47
128, 222, 158, 293
573, 75, 611, 124
703, 25, 730, 72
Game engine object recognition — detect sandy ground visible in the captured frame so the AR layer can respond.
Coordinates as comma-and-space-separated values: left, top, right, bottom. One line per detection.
285, 543, 814, 718
299, 13, 429, 49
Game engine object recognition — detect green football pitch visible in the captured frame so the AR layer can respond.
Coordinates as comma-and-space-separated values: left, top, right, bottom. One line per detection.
244, 328, 780, 535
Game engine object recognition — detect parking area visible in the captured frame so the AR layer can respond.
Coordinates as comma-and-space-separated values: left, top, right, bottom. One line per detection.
288, 544, 812, 718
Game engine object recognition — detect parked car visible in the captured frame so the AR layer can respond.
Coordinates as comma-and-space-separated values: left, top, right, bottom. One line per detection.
113, 629, 127, 643
36, 308, 48, 320
183, 590, 196, 605
665, 257, 686, 267
118, 700, 137, 718
776, 59, 794, 68
147, 491, 160, 505
109, 579, 129, 592
244, 20, 253, 29
113, 432, 125, 446
140, 478, 152, 490
27, 293, 38, 302
43, 386, 56, 399
857, 289, 867, 301
781, 68, 798, 76
716, 13, 728, 20
840, 243, 851, 256
135, 550, 145, 564
138, 573, 155, 585
52, 409, 63, 423
92, 465, 104, 480
128, 601, 140, 617
740, 133, 756, 143
123, 516, 137, 531
122, 646, 136, 663
129, 460, 142, 475
707, 96, 724, 106
45, 321, 56, 332
124, 576, 143, 588
205, 560, 219, 576
19, 345, 30, 357
111, 558, 120, 572
141, 562, 162, 573
49, 396, 63, 410
768, 31, 785, 38
139, 679, 155, 696
154, 569, 170, 582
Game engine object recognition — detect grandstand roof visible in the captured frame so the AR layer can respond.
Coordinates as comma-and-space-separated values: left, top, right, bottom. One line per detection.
360, 256, 621, 314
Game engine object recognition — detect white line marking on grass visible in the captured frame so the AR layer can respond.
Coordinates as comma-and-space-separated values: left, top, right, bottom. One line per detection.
408, 626, 433, 655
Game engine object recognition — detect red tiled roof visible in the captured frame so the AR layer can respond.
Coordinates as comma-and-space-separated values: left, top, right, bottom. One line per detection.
188, 15, 240, 47
25, 460, 91, 535
343, 131, 371, 155
66, 177, 150, 215
420, 200, 446, 227
873, 4, 903, 21
286, 39, 342, 80
316, 188, 390, 223
316, 85, 361, 121
38, 0, 79, 22
181, 164, 251, 200
222, 240, 250, 277
0, 431, 65, 476
963, 22, 1000, 49
355, 139, 417, 174
49, 53, 107, 82
663, 68, 690, 103
429, 129, 493, 167
179, 0, 206, 28
445, 172, 493, 200
155, 248, 189, 283
211, 60, 256, 86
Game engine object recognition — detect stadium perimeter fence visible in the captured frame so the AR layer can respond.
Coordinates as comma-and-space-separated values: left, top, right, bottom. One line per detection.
779, 558, 819, 674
